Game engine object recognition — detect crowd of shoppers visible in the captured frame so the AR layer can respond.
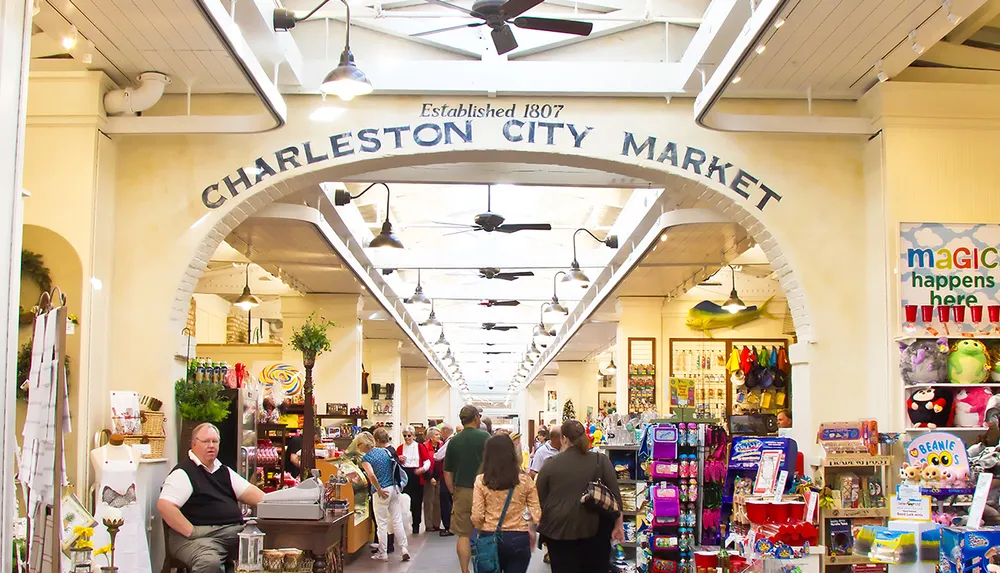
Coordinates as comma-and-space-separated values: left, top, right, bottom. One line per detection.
355, 406, 623, 572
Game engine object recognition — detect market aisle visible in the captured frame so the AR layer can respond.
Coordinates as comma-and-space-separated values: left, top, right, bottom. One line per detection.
344, 533, 550, 573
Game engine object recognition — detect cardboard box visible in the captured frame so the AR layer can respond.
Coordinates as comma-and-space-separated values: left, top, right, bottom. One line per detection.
939, 527, 1000, 573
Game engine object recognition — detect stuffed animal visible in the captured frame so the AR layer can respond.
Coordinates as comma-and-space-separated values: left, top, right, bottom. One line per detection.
949, 339, 992, 384
922, 464, 942, 488
950, 466, 969, 488
955, 387, 994, 427
900, 338, 950, 385
900, 463, 922, 486
907, 387, 953, 428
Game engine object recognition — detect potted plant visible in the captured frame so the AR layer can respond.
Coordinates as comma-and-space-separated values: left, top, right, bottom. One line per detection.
289, 313, 334, 472
175, 373, 231, 457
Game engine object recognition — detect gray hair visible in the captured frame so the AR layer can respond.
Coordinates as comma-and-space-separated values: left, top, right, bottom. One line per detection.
427, 427, 441, 438
190, 423, 220, 445
440, 423, 454, 435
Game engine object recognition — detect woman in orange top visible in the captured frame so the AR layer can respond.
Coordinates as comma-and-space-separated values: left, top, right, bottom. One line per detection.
472, 434, 542, 573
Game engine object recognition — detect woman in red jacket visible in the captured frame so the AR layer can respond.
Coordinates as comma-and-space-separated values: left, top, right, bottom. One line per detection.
397, 425, 432, 534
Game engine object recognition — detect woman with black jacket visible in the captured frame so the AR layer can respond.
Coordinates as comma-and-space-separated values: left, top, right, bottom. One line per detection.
536, 420, 624, 573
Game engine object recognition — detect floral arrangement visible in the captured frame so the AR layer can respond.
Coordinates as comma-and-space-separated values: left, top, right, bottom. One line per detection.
71, 526, 95, 550
290, 313, 334, 365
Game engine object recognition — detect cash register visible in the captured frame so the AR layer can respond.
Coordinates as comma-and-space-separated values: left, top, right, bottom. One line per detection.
256, 470, 325, 520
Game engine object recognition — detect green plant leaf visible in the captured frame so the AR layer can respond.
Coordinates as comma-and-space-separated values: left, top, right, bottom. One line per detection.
174, 378, 232, 423
290, 313, 335, 359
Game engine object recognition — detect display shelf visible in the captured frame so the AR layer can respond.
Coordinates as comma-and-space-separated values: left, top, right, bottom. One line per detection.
920, 487, 976, 497
895, 334, 1000, 341
619, 542, 638, 548
316, 413, 359, 420
618, 479, 644, 484
821, 507, 889, 518
604, 445, 641, 451
622, 510, 643, 517
907, 383, 1000, 388
821, 455, 894, 467
904, 427, 987, 433
824, 555, 871, 566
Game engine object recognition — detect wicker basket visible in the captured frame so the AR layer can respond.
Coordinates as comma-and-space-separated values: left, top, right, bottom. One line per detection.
123, 435, 166, 459
140, 411, 165, 436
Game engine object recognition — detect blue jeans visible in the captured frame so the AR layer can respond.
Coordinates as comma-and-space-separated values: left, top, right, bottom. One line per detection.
478, 531, 532, 573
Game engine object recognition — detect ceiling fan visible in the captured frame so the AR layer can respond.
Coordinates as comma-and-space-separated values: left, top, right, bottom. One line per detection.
479, 299, 520, 307
480, 268, 534, 281
414, 0, 594, 55
435, 186, 552, 234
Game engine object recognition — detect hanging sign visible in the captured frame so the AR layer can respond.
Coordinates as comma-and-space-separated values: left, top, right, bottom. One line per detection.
900, 223, 1000, 312
199, 102, 782, 213
905, 431, 970, 474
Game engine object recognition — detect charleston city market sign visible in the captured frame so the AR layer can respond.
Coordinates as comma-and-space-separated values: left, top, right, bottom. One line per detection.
200, 102, 783, 212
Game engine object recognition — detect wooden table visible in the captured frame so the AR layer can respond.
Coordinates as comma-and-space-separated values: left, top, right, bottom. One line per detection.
257, 513, 352, 573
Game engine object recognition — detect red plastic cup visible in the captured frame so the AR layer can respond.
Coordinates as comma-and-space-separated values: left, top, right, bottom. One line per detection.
787, 500, 806, 521
921, 305, 935, 322
938, 306, 951, 323
746, 500, 768, 524
991, 306, 1000, 323
694, 552, 719, 572
953, 305, 967, 322
768, 501, 792, 523
972, 305, 984, 322
904, 305, 918, 322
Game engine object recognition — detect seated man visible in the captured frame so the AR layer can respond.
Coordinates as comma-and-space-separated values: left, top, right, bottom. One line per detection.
157, 423, 264, 573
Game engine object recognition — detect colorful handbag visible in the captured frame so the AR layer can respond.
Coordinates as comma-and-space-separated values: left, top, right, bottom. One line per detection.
474, 488, 514, 573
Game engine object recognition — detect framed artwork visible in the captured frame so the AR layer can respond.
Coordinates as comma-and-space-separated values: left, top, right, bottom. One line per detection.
60, 492, 97, 553
598, 393, 617, 416
538, 411, 545, 424
546, 390, 558, 412
600, 374, 614, 389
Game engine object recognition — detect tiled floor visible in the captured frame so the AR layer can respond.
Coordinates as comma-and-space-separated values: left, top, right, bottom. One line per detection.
344, 530, 550, 573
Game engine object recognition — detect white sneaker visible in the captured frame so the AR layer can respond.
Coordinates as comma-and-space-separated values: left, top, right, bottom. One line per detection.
371, 552, 388, 562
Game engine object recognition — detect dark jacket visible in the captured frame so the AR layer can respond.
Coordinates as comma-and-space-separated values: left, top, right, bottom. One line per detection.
536, 449, 622, 540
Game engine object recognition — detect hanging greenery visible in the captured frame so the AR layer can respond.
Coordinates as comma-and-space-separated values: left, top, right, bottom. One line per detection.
290, 313, 335, 365
20, 250, 52, 294
174, 377, 231, 423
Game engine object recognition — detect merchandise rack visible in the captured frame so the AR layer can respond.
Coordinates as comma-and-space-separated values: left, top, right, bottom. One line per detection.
818, 455, 892, 568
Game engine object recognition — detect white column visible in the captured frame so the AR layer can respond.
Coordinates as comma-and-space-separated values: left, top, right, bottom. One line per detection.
403, 367, 429, 429
0, 0, 32, 566
788, 342, 815, 460
364, 339, 403, 440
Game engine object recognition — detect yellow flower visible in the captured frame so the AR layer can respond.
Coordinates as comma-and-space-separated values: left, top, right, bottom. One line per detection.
72, 526, 94, 539
94, 545, 112, 556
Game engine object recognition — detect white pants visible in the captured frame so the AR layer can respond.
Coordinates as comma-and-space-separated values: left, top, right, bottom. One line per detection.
373, 487, 409, 555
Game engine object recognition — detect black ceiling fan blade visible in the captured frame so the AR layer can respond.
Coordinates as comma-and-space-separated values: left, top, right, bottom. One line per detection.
492, 300, 521, 306
494, 326, 518, 331
499, 0, 544, 18
412, 22, 486, 37
502, 271, 534, 278
495, 223, 553, 233
494, 274, 520, 281
491, 25, 518, 55
511, 16, 593, 36
423, 0, 484, 17
431, 220, 478, 228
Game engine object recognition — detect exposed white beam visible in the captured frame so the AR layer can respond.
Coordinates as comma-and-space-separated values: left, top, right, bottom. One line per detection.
676, 0, 748, 91
947, 0, 1000, 44
920, 40, 1000, 70
238, 0, 307, 86
302, 58, 685, 94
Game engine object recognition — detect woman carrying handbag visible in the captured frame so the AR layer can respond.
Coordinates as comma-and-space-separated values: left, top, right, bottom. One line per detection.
536, 420, 625, 573
471, 434, 542, 573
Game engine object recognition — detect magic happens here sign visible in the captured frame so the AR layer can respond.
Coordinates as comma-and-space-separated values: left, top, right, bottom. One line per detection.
200, 102, 783, 212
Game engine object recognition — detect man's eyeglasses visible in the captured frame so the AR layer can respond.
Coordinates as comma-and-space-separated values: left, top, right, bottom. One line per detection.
195, 438, 220, 445
403, 433, 413, 437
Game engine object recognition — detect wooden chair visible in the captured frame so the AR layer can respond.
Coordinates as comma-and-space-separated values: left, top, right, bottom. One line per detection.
161, 525, 190, 573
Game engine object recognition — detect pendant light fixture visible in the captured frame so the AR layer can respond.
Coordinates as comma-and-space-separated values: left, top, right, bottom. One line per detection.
420, 300, 443, 340
333, 183, 402, 249
603, 358, 617, 376
406, 269, 431, 321
527, 342, 542, 360
562, 228, 619, 290
720, 265, 747, 314
541, 270, 569, 326
273, 0, 374, 101
533, 302, 556, 348
432, 331, 450, 354
233, 263, 261, 311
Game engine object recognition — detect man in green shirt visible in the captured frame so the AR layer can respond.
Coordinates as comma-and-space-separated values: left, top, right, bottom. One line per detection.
444, 405, 490, 573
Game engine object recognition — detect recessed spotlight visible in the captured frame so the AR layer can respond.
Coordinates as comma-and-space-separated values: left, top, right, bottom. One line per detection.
62, 25, 78, 50
755, 45, 766, 55
731, 76, 742, 84
774, 19, 785, 28
876, 60, 888, 83
660, 233, 668, 242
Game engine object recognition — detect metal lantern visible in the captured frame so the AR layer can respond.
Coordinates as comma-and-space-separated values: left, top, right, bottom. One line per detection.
237, 519, 265, 572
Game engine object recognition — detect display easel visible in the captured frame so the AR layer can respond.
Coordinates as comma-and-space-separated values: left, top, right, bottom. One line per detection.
22, 289, 69, 573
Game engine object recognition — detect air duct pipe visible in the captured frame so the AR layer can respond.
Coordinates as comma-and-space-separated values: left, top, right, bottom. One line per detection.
103, 72, 171, 116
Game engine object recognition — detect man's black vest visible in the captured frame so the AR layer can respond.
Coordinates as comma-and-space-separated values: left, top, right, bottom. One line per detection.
172, 458, 243, 526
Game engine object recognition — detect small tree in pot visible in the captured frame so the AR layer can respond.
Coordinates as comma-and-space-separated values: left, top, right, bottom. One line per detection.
289, 313, 334, 473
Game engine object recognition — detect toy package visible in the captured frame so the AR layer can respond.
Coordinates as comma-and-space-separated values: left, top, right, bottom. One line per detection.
828, 518, 854, 555
940, 527, 1000, 573
817, 420, 880, 455
838, 473, 861, 509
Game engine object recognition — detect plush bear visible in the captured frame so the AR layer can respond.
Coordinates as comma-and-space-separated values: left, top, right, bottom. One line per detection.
907, 387, 953, 428
922, 464, 943, 488
955, 387, 994, 427
900, 337, 950, 385
949, 339, 992, 385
